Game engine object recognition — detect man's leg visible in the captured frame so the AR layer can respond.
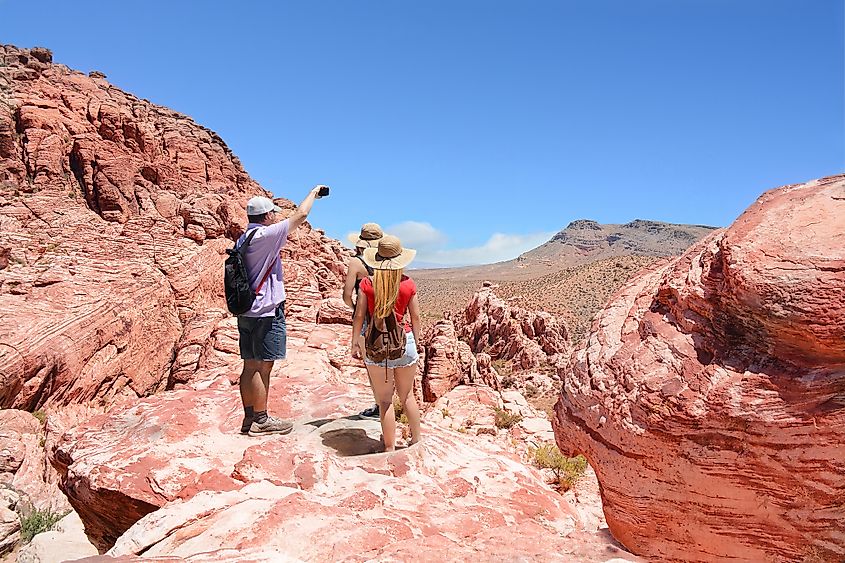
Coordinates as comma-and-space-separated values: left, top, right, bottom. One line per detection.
240, 359, 274, 412
247, 305, 292, 436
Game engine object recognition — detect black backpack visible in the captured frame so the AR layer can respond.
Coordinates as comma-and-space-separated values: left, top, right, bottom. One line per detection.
224, 229, 273, 315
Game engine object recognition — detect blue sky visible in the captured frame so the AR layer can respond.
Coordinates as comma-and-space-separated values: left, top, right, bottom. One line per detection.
2, 1, 843, 265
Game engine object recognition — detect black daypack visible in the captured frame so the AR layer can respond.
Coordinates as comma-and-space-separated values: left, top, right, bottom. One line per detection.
224, 229, 273, 315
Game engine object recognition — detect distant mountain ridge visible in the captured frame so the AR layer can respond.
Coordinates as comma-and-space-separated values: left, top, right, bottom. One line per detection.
522, 218, 717, 263
414, 218, 717, 281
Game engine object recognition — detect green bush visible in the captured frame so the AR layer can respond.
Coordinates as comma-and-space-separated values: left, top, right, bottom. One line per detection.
20, 508, 65, 543
493, 407, 523, 429
31, 410, 46, 425
530, 444, 587, 490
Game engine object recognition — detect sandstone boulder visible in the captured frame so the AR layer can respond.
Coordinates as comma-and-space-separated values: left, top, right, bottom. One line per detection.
554, 175, 845, 562
0, 409, 69, 513
316, 296, 352, 325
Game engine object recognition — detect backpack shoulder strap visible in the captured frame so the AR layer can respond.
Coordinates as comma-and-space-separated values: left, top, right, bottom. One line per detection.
237, 228, 259, 251
356, 255, 374, 276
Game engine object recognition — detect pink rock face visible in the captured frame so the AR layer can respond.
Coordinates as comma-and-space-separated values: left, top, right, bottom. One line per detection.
452, 286, 570, 371
554, 176, 845, 562
52, 321, 634, 561
316, 296, 352, 325
0, 409, 69, 512
421, 320, 502, 403
0, 45, 347, 410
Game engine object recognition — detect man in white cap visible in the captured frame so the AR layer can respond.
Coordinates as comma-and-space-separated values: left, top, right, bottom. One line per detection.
237, 185, 327, 436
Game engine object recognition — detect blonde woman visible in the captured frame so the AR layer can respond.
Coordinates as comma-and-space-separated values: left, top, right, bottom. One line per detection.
351, 235, 422, 451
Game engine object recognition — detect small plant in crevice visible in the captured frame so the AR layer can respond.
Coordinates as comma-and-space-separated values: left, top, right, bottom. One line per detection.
392, 397, 408, 424
530, 443, 587, 491
31, 410, 47, 425
20, 508, 67, 543
523, 383, 540, 398
493, 407, 522, 429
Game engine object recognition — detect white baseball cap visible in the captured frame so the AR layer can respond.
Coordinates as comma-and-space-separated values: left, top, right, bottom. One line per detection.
246, 196, 282, 215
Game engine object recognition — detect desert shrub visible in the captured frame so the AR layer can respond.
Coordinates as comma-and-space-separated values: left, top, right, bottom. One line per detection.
440, 408, 451, 418
20, 508, 65, 543
491, 358, 512, 376
530, 444, 587, 490
523, 383, 540, 398
493, 407, 522, 429
392, 397, 408, 424
31, 410, 47, 425
500, 374, 516, 388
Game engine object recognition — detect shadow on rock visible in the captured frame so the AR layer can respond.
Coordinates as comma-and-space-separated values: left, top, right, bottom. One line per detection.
321, 428, 384, 456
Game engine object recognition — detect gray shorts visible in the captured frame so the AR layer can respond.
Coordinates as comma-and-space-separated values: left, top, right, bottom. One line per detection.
238, 303, 286, 361
364, 331, 419, 368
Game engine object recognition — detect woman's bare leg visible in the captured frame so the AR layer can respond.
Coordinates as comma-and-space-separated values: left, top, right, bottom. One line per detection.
394, 365, 421, 445
366, 365, 396, 451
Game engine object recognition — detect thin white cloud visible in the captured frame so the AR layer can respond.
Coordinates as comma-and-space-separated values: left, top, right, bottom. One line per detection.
383, 221, 448, 250
417, 231, 555, 266
347, 220, 552, 267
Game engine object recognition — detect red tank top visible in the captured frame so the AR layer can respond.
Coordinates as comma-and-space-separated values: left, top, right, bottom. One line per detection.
359, 275, 416, 333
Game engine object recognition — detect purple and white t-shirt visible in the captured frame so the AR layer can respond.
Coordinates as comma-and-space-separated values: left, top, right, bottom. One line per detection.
237, 219, 290, 317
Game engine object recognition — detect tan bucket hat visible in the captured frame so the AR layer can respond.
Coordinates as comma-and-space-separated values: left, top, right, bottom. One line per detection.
362, 235, 416, 270
347, 222, 384, 248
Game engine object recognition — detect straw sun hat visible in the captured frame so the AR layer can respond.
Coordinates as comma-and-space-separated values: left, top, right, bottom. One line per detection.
362, 235, 416, 270
347, 222, 384, 249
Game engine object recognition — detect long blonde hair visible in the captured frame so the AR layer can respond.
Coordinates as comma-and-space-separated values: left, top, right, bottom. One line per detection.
373, 269, 403, 318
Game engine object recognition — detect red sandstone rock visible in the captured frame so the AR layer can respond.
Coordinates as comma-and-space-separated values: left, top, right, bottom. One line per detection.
316, 296, 352, 325
554, 175, 845, 562
52, 322, 632, 560
420, 319, 503, 403
420, 320, 467, 401
0, 45, 346, 411
0, 409, 69, 514
451, 286, 570, 371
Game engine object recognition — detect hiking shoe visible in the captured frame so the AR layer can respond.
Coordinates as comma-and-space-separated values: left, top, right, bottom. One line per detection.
359, 405, 380, 419
248, 415, 293, 437
240, 415, 253, 434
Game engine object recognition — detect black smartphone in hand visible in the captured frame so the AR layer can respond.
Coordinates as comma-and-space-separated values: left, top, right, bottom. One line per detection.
317, 186, 330, 197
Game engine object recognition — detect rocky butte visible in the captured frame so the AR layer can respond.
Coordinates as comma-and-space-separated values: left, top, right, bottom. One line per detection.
0, 45, 631, 561
554, 175, 845, 562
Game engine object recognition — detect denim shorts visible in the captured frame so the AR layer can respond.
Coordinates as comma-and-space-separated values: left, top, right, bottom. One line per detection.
238, 303, 286, 361
364, 330, 419, 368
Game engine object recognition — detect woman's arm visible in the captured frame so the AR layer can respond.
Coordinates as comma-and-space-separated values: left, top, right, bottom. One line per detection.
351, 290, 367, 358
342, 258, 362, 309
408, 294, 422, 345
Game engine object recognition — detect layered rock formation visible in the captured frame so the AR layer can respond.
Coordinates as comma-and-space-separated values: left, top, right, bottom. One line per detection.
554, 175, 845, 561
453, 284, 570, 371
420, 319, 498, 402
421, 284, 570, 402
0, 44, 347, 412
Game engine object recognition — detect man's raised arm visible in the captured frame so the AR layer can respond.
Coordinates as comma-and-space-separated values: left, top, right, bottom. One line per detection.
288, 185, 326, 232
